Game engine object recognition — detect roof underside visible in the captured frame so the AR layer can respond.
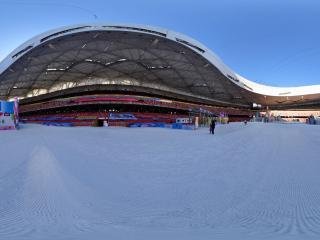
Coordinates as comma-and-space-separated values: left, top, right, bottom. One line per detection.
0, 27, 320, 109
0, 30, 257, 107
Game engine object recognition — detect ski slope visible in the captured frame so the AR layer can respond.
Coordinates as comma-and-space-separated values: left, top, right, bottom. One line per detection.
1, 123, 320, 240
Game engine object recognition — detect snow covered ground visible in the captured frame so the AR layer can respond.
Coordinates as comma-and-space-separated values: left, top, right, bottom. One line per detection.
1, 123, 320, 240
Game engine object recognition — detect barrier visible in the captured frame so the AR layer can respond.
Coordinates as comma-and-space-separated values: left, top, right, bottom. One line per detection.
172, 123, 195, 130
42, 122, 74, 127
128, 122, 195, 130
128, 122, 166, 128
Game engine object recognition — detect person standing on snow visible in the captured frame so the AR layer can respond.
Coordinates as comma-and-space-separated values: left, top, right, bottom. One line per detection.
210, 119, 216, 135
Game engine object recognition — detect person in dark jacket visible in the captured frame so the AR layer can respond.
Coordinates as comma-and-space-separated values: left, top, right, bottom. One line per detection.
210, 119, 216, 134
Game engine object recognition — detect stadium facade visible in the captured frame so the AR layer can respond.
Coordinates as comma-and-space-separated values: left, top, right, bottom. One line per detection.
0, 24, 320, 126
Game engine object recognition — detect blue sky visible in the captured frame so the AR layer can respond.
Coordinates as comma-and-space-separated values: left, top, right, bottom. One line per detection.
0, 0, 320, 87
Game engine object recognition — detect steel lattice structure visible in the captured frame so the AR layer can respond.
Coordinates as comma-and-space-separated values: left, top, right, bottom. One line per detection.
1, 24, 320, 109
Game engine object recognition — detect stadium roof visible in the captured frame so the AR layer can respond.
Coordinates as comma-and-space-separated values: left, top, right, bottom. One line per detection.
1, 23, 320, 109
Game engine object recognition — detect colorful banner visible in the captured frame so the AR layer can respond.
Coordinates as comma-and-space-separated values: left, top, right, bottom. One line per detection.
0, 100, 19, 130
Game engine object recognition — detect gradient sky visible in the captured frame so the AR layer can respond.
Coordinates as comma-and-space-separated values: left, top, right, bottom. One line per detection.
1, 0, 320, 87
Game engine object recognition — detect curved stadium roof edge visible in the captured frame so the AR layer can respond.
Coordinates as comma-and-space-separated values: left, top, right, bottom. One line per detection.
1, 23, 320, 99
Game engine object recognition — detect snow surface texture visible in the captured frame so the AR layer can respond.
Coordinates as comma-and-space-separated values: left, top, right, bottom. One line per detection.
1, 123, 320, 240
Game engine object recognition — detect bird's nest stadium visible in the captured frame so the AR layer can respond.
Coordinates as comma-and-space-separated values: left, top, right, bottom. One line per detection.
1, 24, 320, 126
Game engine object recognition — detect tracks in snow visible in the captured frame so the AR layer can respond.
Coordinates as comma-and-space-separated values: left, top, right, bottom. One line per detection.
0, 123, 320, 239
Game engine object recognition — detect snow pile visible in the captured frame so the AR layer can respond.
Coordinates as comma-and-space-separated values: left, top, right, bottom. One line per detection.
1, 123, 320, 240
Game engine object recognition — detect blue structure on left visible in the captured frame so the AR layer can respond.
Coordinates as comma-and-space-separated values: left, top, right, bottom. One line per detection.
0, 101, 14, 113
0, 99, 19, 130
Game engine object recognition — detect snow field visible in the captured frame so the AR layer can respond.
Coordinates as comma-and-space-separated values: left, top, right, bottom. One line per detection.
0, 123, 320, 239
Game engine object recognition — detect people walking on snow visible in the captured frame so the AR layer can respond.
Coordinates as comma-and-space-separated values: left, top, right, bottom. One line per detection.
210, 119, 216, 135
